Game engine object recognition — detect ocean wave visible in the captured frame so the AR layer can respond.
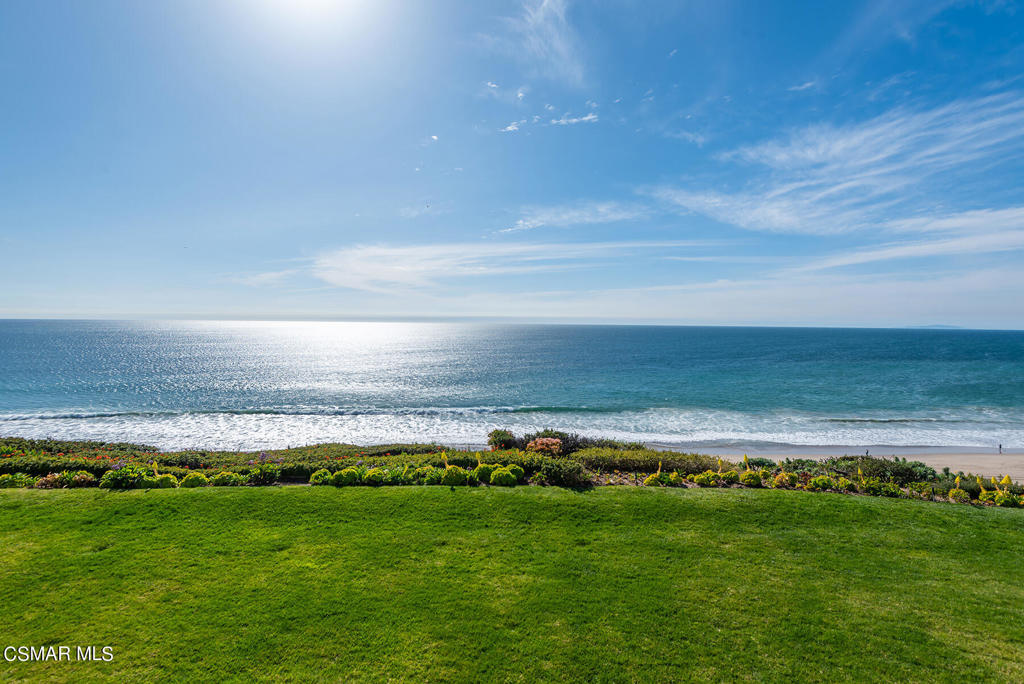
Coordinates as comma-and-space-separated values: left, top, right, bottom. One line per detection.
0, 405, 1021, 451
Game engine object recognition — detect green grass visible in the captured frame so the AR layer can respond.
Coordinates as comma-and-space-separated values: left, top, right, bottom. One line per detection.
1, 487, 1022, 682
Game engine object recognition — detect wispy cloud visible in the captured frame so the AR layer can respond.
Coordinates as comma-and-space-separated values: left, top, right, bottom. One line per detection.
551, 112, 598, 125
884, 206, 1024, 234
664, 129, 706, 145
787, 80, 817, 92
500, 0, 585, 87
312, 240, 706, 293
501, 120, 526, 132
792, 229, 1024, 273
502, 201, 647, 232
652, 91, 1024, 235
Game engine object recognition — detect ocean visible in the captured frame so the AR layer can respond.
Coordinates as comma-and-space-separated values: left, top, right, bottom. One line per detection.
1, 319, 1022, 451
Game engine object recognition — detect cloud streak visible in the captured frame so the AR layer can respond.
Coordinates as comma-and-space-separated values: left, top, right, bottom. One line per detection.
312, 240, 710, 293
551, 112, 598, 125
501, 0, 585, 86
652, 91, 1024, 235
502, 201, 647, 232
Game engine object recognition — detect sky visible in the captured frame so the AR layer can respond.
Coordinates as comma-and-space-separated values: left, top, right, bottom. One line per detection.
1, 0, 1023, 327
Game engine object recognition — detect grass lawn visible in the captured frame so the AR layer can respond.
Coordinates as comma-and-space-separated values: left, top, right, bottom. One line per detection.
1, 487, 1023, 682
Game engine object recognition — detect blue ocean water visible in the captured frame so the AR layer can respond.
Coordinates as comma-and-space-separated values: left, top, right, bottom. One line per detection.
1, 320, 1023, 451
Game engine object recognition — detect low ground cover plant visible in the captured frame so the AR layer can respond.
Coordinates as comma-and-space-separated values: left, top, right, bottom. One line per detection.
1, 435, 1020, 509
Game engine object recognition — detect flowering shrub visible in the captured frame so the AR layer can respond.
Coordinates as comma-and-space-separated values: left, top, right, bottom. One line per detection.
773, 472, 798, 488
309, 469, 332, 486
490, 468, 517, 486
721, 470, 740, 484
526, 438, 562, 455
34, 473, 63, 489
180, 472, 209, 488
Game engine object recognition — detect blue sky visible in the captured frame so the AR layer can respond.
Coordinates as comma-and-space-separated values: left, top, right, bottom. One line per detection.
1, 0, 1023, 327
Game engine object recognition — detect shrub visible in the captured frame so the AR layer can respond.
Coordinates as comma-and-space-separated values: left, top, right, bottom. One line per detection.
739, 471, 762, 487
782, 455, 937, 485
180, 472, 209, 488
210, 471, 246, 487
473, 463, 498, 484
747, 457, 776, 469
692, 471, 717, 487
440, 465, 469, 486
994, 491, 1019, 508
154, 474, 178, 489
0, 473, 36, 488
138, 476, 160, 489
979, 490, 997, 504
772, 472, 798, 488
487, 429, 516, 450
643, 472, 662, 486
574, 448, 721, 475
423, 467, 444, 485
516, 429, 644, 455
247, 463, 281, 486
526, 438, 562, 455
363, 468, 386, 486
34, 473, 63, 489
807, 475, 836, 492
309, 469, 332, 486
880, 482, 903, 498
906, 482, 933, 499
533, 458, 589, 488
836, 477, 857, 492
507, 464, 526, 482
70, 471, 97, 487
490, 468, 517, 486
99, 464, 151, 489
721, 470, 740, 484
948, 488, 971, 504
858, 477, 884, 496
332, 468, 360, 486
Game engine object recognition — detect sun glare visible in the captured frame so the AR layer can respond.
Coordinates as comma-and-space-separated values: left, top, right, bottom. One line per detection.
249, 0, 368, 37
